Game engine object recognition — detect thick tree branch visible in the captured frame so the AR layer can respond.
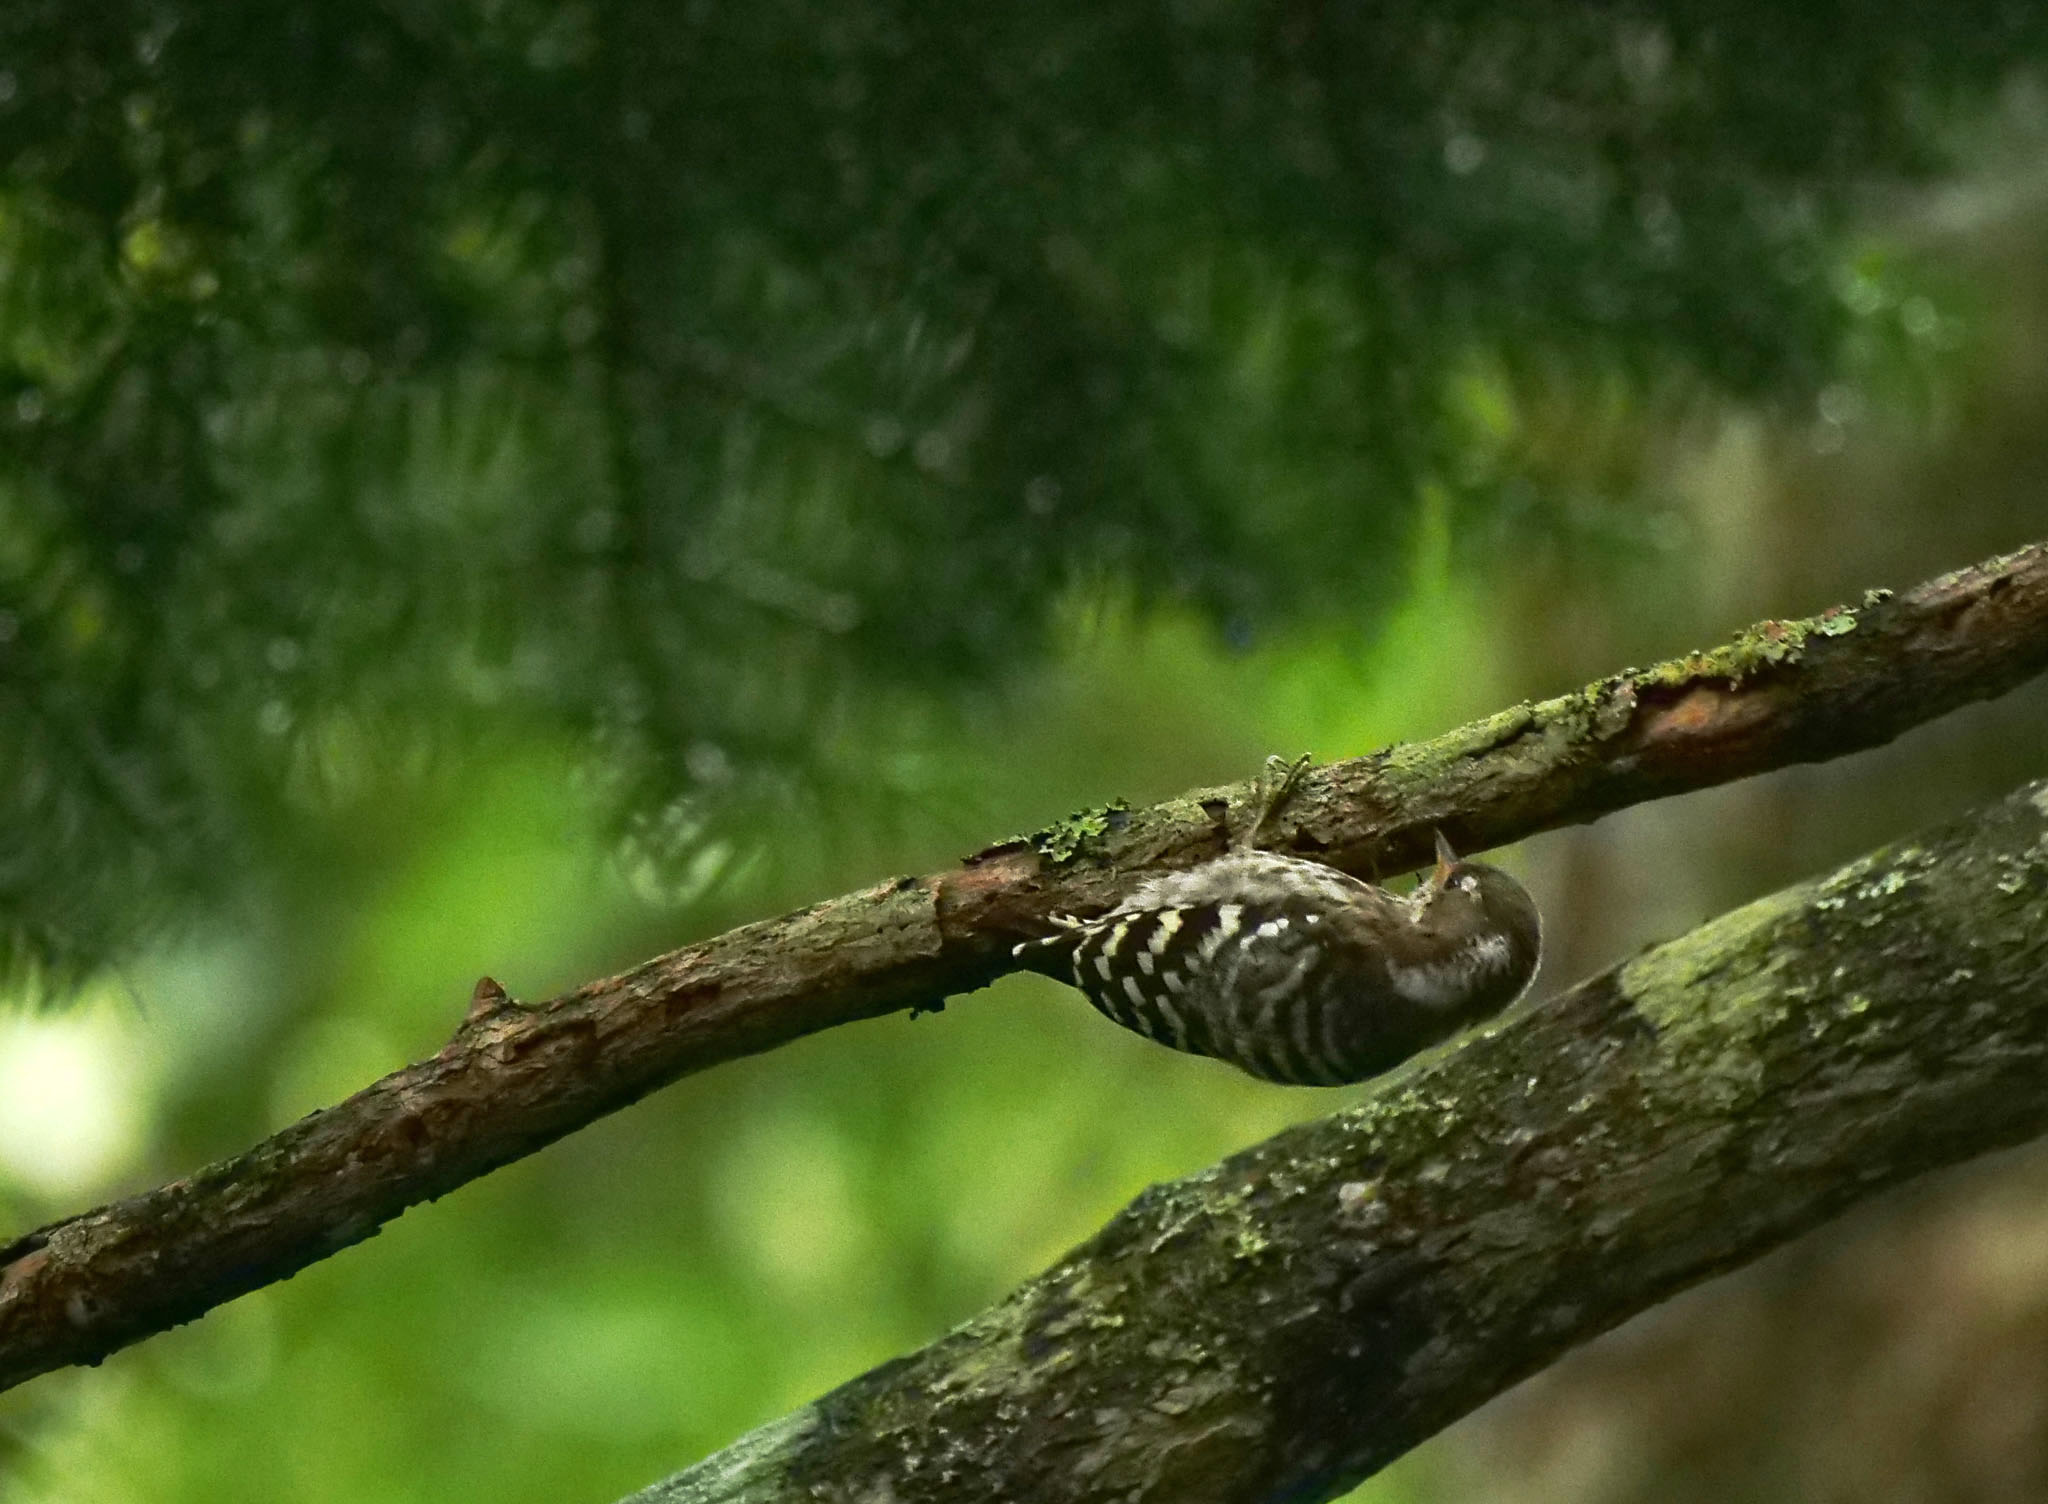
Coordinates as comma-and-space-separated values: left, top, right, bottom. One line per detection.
632, 776, 2048, 1504
4, 541, 2048, 1393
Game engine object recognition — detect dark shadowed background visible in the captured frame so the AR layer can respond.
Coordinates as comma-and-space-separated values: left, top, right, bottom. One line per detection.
2, 4, 2047, 1500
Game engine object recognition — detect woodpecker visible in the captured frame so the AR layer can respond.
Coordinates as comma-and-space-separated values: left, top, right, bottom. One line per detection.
1012, 829, 1540, 1086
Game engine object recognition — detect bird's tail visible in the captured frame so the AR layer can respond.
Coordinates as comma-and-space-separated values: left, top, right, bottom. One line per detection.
1010, 914, 1088, 975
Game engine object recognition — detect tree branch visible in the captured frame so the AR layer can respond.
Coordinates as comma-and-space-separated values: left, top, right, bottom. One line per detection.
4, 540, 2048, 1393
630, 775, 2048, 1504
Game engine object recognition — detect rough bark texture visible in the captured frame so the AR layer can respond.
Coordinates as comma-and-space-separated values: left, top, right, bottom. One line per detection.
632, 777, 2048, 1504
3, 541, 2048, 1394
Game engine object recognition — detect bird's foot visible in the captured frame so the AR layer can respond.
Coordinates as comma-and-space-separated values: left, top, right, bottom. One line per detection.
1240, 752, 1312, 851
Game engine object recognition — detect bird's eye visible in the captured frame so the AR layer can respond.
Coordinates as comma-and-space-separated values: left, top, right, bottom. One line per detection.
1454, 874, 1477, 893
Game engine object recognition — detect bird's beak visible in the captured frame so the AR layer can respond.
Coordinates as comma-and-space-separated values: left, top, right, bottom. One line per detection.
1426, 828, 1458, 891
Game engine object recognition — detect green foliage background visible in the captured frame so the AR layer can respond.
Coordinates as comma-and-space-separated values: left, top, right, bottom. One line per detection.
2, 4, 2046, 1501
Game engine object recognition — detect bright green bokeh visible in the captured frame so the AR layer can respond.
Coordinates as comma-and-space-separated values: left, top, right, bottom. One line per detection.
0, 542, 1515, 1501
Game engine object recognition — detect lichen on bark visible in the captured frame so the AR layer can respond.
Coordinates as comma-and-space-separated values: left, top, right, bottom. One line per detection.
634, 777, 2048, 1504
8, 539, 2048, 1402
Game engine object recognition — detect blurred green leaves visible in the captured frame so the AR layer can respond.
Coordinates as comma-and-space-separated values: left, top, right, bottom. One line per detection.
1, 0, 2030, 989
0, 507, 1531, 1501
1, 11, 2044, 1504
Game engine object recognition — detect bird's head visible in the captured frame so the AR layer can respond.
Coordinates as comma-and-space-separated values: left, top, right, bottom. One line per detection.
1415, 830, 1542, 958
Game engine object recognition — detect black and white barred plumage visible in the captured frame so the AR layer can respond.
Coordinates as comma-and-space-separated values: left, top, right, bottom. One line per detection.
1012, 841, 1541, 1086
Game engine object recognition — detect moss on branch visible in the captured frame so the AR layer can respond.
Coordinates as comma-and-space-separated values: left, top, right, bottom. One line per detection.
6, 540, 2048, 1397
635, 777, 2048, 1504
